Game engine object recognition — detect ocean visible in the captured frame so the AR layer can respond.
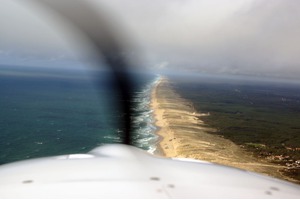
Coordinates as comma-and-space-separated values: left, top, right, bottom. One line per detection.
0, 66, 159, 164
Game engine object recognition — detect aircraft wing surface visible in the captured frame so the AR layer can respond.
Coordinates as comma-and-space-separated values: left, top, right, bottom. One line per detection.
0, 144, 299, 198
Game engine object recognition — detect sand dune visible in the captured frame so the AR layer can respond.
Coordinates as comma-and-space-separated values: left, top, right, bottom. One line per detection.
151, 77, 295, 182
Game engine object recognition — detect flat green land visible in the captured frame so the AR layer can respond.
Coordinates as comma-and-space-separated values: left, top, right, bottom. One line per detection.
172, 75, 300, 183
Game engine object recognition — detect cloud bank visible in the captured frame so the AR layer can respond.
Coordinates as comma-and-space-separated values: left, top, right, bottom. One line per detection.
0, 0, 300, 79
99, 0, 300, 79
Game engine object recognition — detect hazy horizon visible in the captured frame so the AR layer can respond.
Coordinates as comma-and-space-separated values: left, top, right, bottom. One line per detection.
0, 0, 300, 80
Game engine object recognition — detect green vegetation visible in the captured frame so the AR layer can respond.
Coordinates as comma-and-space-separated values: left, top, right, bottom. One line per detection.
173, 76, 300, 182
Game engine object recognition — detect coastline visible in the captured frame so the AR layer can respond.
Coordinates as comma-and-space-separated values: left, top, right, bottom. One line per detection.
150, 76, 296, 183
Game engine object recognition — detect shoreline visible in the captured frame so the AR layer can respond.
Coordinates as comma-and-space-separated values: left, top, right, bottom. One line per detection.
150, 76, 297, 183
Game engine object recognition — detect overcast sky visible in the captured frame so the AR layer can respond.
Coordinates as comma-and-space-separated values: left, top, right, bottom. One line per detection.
1, 0, 300, 79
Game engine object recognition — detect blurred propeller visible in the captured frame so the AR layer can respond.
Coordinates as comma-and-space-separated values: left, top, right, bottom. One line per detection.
32, 0, 133, 145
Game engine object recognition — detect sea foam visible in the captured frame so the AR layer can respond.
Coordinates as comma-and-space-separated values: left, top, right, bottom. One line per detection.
131, 75, 161, 154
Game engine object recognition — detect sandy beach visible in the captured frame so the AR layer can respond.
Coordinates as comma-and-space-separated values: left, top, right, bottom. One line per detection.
151, 76, 296, 183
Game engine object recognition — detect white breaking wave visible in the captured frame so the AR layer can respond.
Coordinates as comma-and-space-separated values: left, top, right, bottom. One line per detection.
132, 75, 161, 154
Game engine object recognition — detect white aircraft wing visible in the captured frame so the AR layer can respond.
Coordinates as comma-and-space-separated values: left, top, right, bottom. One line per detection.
0, 144, 299, 198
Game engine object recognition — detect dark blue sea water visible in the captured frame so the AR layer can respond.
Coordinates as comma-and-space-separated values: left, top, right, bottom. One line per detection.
0, 66, 159, 164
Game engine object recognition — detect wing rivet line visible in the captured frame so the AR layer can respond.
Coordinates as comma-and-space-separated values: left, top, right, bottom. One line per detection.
265, 191, 272, 195
270, 186, 280, 191
22, 180, 33, 184
150, 177, 160, 181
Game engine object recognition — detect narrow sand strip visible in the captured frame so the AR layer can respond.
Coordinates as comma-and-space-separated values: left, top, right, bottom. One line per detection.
151, 76, 295, 183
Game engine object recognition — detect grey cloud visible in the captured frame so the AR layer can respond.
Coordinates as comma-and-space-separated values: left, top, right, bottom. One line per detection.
98, 0, 300, 79
1, 0, 300, 79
